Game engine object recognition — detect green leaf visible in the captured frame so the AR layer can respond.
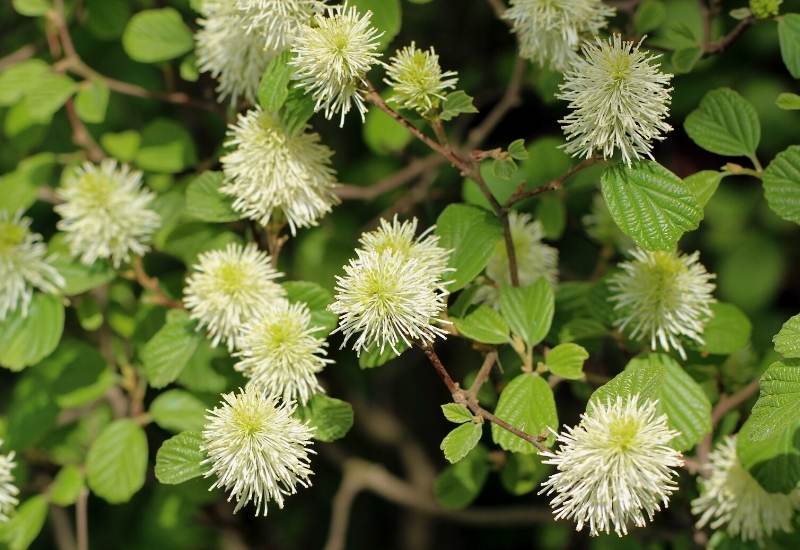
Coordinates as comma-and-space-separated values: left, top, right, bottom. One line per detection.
185, 171, 240, 223
100, 130, 140, 162
49, 465, 84, 506
49, 236, 115, 296
441, 403, 473, 424
500, 453, 548, 497
435, 203, 503, 291
22, 72, 77, 122
671, 47, 702, 74
778, 14, 800, 79
601, 161, 702, 251
434, 445, 489, 509
546, 343, 589, 380
440, 90, 478, 121
74, 80, 110, 124
349, 0, 401, 50
536, 194, 566, 239
492, 158, 517, 181
701, 302, 752, 355
738, 361, 800, 493
634, 0, 666, 33
46, 339, 115, 409
258, 51, 291, 112
5, 372, 58, 451
297, 394, 353, 442
0, 293, 64, 371
441, 422, 482, 464
498, 278, 555, 348
491, 373, 557, 453
363, 105, 412, 154
0, 153, 56, 213
135, 118, 197, 174
86, 419, 148, 503
0, 59, 49, 106
776, 92, 800, 110
358, 342, 407, 369
150, 389, 207, 433
0, 495, 48, 550
774, 314, 800, 358
123, 8, 194, 63
154, 431, 206, 485
684, 88, 761, 158
508, 139, 528, 160
591, 353, 712, 451
452, 305, 510, 344
281, 87, 316, 136
141, 310, 202, 389
685, 170, 724, 208
12, 0, 50, 16
762, 145, 800, 224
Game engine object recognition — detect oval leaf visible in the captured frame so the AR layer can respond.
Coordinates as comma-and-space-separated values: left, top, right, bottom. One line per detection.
123, 8, 194, 63
684, 88, 761, 158
155, 431, 206, 485
86, 419, 148, 503
546, 343, 589, 380
498, 278, 554, 347
491, 373, 557, 454
0, 293, 64, 371
763, 145, 800, 224
774, 313, 800, 359
452, 305, 510, 344
440, 422, 482, 464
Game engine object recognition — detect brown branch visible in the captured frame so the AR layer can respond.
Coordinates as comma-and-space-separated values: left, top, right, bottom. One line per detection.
132, 256, 184, 309
0, 44, 36, 71
420, 344, 548, 453
75, 488, 89, 550
505, 157, 600, 207
703, 17, 754, 55
468, 351, 498, 399
335, 154, 445, 200
694, 379, 760, 476
324, 457, 552, 550
486, 0, 509, 20
64, 99, 104, 162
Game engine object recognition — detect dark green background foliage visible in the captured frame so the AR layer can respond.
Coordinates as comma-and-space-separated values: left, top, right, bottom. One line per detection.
1, 0, 800, 548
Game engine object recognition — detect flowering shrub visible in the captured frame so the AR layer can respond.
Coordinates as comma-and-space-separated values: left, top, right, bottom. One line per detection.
1, 0, 799, 548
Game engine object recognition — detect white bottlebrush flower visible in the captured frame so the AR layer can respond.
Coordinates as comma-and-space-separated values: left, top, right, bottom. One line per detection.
55, 160, 160, 268
235, 300, 331, 405
383, 42, 458, 115
235, 0, 322, 53
330, 248, 450, 355
504, 0, 614, 71
557, 35, 673, 165
220, 108, 340, 233
0, 441, 19, 523
0, 211, 64, 321
692, 436, 799, 542
290, 4, 383, 126
183, 243, 285, 351
476, 211, 558, 305
540, 395, 683, 537
358, 215, 451, 278
195, 1, 273, 105
609, 248, 716, 359
202, 387, 315, 516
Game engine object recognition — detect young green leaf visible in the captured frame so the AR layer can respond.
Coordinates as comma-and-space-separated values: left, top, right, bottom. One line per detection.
684, 170, 724, 208
441, 403, 473, 423
75, 80, 110, 124
122, 8, 194, 63
258, 52, 292, 113
700, 302, 752, 356
546, 343, 589, 380
87, 419, 149, 503
440, 422, 482, 464
776, 93, 800, 110
440, 90, 478, 121
150, 389, 207, 433
141, 310, 202, 389
296, 394, 354, 442
508, 139, 528, 160
778, 14, 800, 79
154, 431, 206, 485
0, 293, 64, 371
452, 305, 510, 344
49, 465, 84, 506
499, 278, 555, 347
185, 171, 240, 223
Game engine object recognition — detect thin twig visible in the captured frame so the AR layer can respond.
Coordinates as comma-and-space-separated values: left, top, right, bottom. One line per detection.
76, 488, 89, 550
132, 257, 184, 309
421, 344, 548, 452
335, 154, 445, 200
694, 379, 760, 476
64, 99, 104, 162
468, 352, 498, 399
0, 44, 36, 71
703, 18, 754, 55
505, 157, 600, 207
